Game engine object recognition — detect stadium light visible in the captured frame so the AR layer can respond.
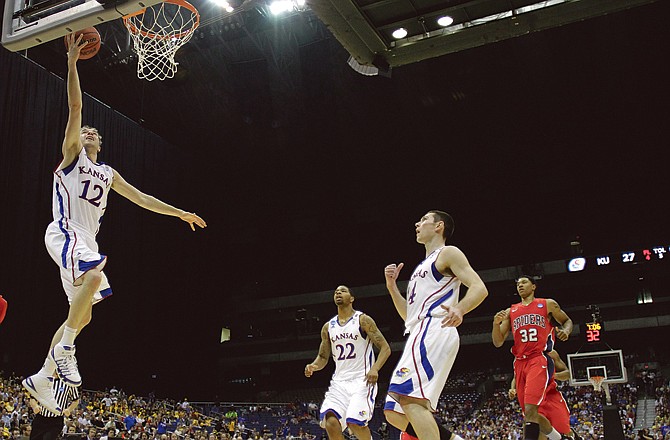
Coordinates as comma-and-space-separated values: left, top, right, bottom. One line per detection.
392, 28, 408, 39
210, 0, 234, 10
437, 15, 453, 27
269, 0, 293, 15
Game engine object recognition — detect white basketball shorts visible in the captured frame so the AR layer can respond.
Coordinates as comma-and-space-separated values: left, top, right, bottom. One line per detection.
45, 221, 112, 304
387, 321, 459, 411
320, 377, 377, 430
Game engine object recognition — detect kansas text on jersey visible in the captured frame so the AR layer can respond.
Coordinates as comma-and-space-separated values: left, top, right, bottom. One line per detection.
52, 147, 114, 236
405, 246, 461, 332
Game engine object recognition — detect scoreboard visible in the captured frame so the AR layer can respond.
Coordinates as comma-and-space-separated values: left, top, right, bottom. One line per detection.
567, 245, 669, 273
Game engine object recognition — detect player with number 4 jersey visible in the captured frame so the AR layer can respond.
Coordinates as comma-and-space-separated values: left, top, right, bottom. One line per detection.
305, 285, 391, 440
492, 276, 573, 440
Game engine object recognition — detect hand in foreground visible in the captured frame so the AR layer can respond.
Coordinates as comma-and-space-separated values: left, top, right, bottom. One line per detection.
365, 368, 379, 386
384, 263, 404, 285
179, 211, 207, 231
304, 364, 318, 378
64, 33, 85, 61
441, 305, 463, 328
556, 326, 570, 341
508, 388, 516, 400
493, 309, 509, 325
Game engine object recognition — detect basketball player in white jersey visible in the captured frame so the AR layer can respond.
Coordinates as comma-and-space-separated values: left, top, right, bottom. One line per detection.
383, 210, 488, 440
305, 285, 391, 440
22, 33, 207, 414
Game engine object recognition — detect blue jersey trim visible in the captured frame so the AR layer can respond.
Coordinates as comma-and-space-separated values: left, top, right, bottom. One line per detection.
419, 318, 435, 380
544, 352, 555, 378
79, 256, 106, 273
383, 400, 398, 411
320, 409, 342, 421
100, 287, 113, 298
388, 378, 414, 396
55, 182, 70, 268
431, 262, 443, 282
345, 418, 366, 426
426, 289, 454, 317
61, 156, 79, 176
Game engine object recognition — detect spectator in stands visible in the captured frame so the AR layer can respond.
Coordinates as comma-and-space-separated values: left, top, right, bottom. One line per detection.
637, 428, 653, 439
377, 423, 389, 440
85, 427, 97, 440
123, 412, 137, 432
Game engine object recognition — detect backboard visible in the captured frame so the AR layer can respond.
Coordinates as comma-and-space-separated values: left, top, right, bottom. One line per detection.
2, 0, 163, 51
567, 349, 627, 387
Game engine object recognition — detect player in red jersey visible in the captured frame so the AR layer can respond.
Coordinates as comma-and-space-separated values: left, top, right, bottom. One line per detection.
492, 276, 573, 440
510, 350, 581, 440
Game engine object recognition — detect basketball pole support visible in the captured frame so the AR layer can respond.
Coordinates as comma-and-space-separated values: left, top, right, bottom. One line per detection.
601, 383, 625, 440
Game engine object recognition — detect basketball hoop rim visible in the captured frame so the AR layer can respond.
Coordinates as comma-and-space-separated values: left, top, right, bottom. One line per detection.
123, 0, 200, 40
589, 375, 605, 390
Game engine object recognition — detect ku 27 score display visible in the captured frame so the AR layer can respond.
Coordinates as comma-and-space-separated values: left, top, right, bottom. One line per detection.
567, 244, 669, 272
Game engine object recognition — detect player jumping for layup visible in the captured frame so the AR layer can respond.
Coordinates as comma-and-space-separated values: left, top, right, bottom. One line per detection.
22, 33, 207, 415
305, 285, 391, 440
492, 276, 573, 440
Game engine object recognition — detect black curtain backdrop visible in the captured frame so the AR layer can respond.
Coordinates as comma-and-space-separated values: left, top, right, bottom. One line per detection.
0, 48, 216, 398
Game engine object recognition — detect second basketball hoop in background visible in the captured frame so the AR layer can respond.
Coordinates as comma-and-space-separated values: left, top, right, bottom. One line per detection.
64, 27, 101, 60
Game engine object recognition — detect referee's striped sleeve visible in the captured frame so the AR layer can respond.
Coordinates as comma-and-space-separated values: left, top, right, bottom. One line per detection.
41, 378, 78, 417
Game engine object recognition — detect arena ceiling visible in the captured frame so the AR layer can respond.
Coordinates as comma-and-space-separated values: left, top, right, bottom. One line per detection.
307, 0, 657, 70
0, 0, 660, 151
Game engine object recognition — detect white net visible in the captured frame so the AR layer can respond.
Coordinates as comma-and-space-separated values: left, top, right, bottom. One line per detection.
123, 0, 199, 81
589, 376, 604, 392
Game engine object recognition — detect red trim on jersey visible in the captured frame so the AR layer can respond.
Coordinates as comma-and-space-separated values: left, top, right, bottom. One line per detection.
363, 339, 372, 376
417, 276, 455, 320
70, 229, 78, 283
410, 318, 428, 400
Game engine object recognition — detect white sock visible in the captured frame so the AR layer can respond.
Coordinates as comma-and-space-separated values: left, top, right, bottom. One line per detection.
545, 428, 561, 440
452, 436, 464, 440
60, 326, 78, 346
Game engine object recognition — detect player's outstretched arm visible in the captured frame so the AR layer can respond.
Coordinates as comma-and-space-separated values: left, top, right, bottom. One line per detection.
546, 299, 573, 341
437, 246, 488, 327
305, 323, 331, 378
360, 314, 391, 386
61, 34, 88, 165
384, 263, 407, 321
111, 170, 207, 231
492, 308, 511, 347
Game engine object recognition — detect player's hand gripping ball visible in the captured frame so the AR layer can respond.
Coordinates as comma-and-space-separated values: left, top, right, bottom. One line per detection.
64, 27, 101, 60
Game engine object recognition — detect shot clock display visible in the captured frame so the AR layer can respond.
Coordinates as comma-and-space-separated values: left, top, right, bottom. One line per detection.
584, 321, 603, 343
583, 304, 604, 344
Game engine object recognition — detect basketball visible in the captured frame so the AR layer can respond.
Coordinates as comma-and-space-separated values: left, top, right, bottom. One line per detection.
65, 27, 101, 60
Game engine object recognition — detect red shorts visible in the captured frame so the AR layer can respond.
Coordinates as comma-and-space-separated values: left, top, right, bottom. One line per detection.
539, 381, 570, 434
514, 354, 551, 408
